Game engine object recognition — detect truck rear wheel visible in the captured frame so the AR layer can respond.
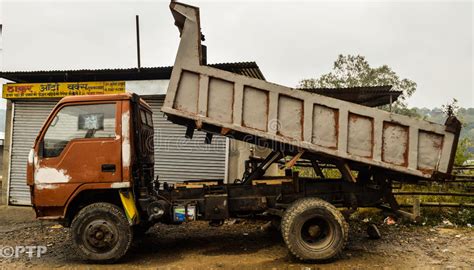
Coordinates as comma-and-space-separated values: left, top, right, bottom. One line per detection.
281, 198, 348, 261
71, 202, 133, 263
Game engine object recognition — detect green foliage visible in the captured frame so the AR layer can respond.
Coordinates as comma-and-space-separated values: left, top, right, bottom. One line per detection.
419, 208, 473, 226
396, 182, 474, 226
441, 98, 460, 118
299, 54, 417, 114
390, 107, 421, 118
455, 138, 473, 166
292, 166, 346, 179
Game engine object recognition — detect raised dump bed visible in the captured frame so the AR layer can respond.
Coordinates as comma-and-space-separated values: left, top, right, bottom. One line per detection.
162, 2, 461, 180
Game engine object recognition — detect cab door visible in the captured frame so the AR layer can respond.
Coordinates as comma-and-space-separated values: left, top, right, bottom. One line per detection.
33, 102, 122, 205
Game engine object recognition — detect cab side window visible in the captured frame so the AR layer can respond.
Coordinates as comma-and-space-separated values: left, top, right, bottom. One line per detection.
140, 109, 153, 127
43, 103, 116, 158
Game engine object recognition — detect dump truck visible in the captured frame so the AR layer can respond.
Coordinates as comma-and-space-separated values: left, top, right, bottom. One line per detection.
27, 1, 461, 263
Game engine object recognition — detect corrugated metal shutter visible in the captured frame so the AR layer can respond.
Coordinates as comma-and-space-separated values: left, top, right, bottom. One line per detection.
9, 101, 57, 205
144, 96, 227, 183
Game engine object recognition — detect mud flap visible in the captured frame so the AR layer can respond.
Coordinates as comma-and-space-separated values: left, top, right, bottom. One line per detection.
119, 190, 139, 225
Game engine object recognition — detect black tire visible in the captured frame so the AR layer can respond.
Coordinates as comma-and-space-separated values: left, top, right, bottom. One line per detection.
281, 198, 348, 261
70, 202, 133, 263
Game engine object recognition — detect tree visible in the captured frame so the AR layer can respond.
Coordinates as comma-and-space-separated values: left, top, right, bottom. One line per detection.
455, 138, 473, 166
441, 98, 459, 118
299, 54, 418, 116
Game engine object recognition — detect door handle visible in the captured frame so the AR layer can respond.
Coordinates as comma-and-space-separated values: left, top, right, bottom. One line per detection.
101, 164, 116, 172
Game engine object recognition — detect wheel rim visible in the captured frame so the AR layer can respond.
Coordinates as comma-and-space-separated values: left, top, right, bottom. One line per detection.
299, 216, 334, 250
83, 219, 119, 253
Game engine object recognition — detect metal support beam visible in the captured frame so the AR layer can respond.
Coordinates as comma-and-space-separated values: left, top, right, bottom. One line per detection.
205, 132, 213, 144
335, 159, 356, 183
185, 125, 194, 139
283, 150, 304, 170
242, 151, 283, 184
310, 159, 325, 179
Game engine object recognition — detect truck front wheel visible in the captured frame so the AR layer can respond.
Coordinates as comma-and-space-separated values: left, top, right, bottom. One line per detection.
281, 198, 348, 261
71, 202, 133, 263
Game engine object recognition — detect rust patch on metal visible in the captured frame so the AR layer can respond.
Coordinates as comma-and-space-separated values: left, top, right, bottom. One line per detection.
311, 104, 339, 149
370, 118, 374, 158
207, 76, 234, 123
195, 119, 203, 129
417, 130, 445, 171
173, 70, 200, 113
382, 121, 409, 167
241, 86, 268, 132
220, 127, 231, 135
276, 94, 304, 140
300, 98, 304, 141
348, 113, 374, 158
265, 89, 269, 132
231, 81, 235, 124
333, 107, 339, 150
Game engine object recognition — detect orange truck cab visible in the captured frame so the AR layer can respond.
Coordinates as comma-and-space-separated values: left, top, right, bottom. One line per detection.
27, 93, 158, 261
28, 93, 153, 220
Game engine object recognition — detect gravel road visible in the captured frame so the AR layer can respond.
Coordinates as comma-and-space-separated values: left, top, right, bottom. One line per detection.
0, 205, 472, 269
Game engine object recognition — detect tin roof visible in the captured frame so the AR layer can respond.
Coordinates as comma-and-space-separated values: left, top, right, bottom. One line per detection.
1, 64, 399, 106
0, 62, 266, 83
299, 85, 402, 107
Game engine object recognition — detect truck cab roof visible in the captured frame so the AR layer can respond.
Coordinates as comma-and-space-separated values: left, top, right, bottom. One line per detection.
58, 93, 152, 111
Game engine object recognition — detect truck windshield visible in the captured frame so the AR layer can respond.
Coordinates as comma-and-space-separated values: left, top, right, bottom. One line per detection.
42, 103, 116, 158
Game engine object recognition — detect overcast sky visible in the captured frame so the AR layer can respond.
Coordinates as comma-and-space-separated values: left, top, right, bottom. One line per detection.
0, 0, 472, 109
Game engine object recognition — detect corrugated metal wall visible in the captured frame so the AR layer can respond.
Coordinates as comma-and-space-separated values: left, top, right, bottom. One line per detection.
9, 101, 56, 205
144, 96, 227, 183
8, 96, 227, 205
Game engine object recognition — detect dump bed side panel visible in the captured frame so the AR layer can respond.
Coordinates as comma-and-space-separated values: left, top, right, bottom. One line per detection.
163, 2, 461, 179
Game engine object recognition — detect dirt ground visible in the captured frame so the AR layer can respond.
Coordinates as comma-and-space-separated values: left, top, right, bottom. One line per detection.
0, 206, 473, 269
